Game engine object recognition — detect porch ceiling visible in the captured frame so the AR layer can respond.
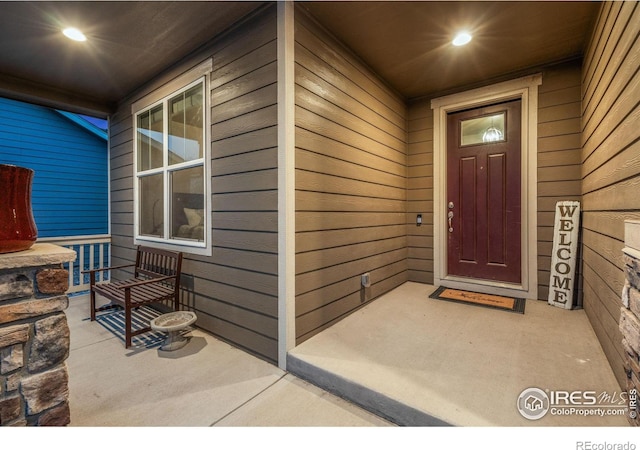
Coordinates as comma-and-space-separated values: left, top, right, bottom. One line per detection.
0, 1, 266, 116
0, 1, 600, 115
302, 1, 600, 99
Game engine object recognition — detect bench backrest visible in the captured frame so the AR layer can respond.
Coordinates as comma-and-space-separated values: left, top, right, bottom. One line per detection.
134, 246, 183, 288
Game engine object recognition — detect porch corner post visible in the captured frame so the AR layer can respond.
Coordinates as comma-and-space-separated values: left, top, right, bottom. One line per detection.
277, 0, 296, 370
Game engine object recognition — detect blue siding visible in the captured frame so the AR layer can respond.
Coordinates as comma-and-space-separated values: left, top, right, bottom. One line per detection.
0, 97, 108, 237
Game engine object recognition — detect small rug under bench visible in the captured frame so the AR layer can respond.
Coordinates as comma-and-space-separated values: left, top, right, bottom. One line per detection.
94, 305, 166, 348
429, 286, 526, 314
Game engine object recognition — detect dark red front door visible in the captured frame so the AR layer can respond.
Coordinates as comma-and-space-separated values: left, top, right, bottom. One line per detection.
446, 100, 522, 284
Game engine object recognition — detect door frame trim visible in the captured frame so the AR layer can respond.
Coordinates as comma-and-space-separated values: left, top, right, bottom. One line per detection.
431, 74, 542, 299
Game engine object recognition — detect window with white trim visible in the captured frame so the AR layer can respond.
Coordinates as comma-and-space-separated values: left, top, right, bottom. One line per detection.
133, 76, 209, 254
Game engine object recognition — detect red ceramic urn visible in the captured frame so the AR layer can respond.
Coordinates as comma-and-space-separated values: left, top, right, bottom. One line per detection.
0, 164, 38, 253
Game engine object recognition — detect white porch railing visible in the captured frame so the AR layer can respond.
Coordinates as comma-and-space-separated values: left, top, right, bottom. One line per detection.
39, 235, 111, 294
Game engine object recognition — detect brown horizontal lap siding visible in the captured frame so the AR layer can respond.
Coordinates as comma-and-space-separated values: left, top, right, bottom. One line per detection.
294, 9, 408, 344
108, 6, 279, 363
536, 61, 584, 302
407, 101, 434, 284
109, 111, 136, 275
581, 1, 640, 388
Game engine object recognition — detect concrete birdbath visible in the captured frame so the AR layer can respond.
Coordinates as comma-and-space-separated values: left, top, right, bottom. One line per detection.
150, 311, 197, 351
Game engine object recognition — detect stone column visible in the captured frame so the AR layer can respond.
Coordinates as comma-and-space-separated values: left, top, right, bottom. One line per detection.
621, 220, 640, 426
0, 244, 75, 426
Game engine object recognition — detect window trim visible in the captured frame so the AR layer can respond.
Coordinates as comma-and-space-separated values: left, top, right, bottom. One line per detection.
131, 60, 212, 256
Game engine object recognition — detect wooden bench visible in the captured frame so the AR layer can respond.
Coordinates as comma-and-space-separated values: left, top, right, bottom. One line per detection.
85, 245, 183, 348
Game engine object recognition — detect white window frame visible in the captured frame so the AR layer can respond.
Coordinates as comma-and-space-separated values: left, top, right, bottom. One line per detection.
131, 59, 212, 256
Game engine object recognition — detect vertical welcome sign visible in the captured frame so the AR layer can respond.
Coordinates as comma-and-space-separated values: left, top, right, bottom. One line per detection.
548, 201, 580, 309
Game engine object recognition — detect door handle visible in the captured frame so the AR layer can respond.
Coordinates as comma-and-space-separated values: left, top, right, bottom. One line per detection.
448, 211, 454, 232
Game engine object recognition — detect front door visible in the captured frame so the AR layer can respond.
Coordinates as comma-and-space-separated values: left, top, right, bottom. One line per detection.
446, 99, 522, 284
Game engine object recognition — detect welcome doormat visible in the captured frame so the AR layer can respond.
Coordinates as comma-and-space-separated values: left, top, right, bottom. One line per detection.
95, 305, 166, 348
429, 286, 525, 314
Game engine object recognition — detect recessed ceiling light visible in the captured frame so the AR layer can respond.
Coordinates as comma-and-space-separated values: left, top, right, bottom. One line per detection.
452, 31, 472, 47
62, 27, 87, 42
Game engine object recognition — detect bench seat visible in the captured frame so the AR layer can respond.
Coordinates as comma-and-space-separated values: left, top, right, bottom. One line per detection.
93, 278, 177, 307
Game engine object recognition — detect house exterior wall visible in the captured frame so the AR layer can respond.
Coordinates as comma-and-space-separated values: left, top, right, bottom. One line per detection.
294, 9, 408, 344
108, 6, 279, 363
100, 1, 640, 375
407, 61, 583, 295
0, 97, 108, 237
537, 61, 584, 301
407, 102, 433, 284
581, 1, 640, 388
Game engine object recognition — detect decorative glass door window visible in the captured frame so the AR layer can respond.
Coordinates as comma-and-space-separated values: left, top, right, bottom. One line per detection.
460, 112, 506, 146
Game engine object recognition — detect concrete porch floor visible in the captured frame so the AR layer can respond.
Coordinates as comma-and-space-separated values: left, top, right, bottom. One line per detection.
64, 294, 393, 427
62, 281, 632, 430
288, 282, 630, 427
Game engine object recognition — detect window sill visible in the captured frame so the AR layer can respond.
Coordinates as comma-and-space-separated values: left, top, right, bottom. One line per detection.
134, 237, 211, 257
